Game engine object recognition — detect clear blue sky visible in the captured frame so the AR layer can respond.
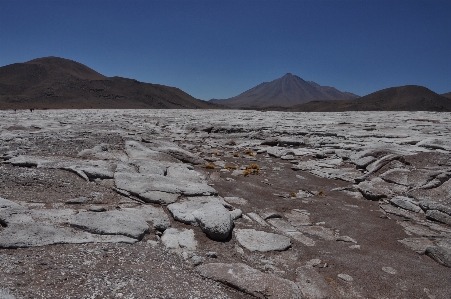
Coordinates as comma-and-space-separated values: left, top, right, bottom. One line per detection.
1, 0, 450, 99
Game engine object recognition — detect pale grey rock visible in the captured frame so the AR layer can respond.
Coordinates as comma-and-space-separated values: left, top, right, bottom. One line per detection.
426, 210, 451, 226
420, 201, 451, 216
30, 209, 76, 225
398, 238, 435, 254
0, 197, 34, 225
229, 209, 242, 220
266, 147, 295, 158
166, 163, 204, 182
140, 138, 205, 164
260, 210, 282, 220
285, 210, 312, 227
161, 228, 197, 251
139, 191, 179, 205
425, 245, 451, 267
167, 196, 231, 226
309, 167, 362, 183
0, 224, 137, 248
115, 171, 217, 197
89, 205, 106, 212
357, 178, 407, 201
65, 197, 90, 204
390, 196, 422, 213
351, 155, 377, 169
380, 168, 411, 186
191, 255, 204, 266
0, 289, 16, 299
235, 229, 291, 252
382, 266, 397, 275
417, 138, 451, 151
192, 201, 233, 240
296, 266, 335, 299
123, 205, 171, 231
197, 263, 302, 299
125, 140, 179, 162
409, 179, 451, 203
267, 218, 316, 246
380, 204, 419, 220
247, 212, 268, 226
336, 236, 357, 243
337, 273, 353, 282
70, 210, 149, 239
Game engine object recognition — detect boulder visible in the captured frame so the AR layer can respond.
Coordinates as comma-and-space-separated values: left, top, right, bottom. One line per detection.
192, 201, 233, 240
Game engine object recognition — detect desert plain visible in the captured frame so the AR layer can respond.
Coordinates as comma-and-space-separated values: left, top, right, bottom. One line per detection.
0, 109, 451, 299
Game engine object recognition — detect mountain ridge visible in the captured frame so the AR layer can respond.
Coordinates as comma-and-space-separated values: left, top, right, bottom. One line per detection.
213, 73, 359, 108
287, 85, 451, 112
0, 57, 220, 109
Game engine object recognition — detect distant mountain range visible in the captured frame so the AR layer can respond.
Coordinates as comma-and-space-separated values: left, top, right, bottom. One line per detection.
0, 57, 449, 111
0, 57, 220, 109
286, 85, 451, 112
211, 73, 359, 108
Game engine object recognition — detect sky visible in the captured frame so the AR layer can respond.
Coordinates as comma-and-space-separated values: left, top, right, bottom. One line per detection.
0, 0, 450, 100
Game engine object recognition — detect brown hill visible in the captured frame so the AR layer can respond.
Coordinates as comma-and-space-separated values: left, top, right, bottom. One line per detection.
213, 73, 358, 108
442, 92, 451, 99
288, 85, 451, 112
0, 57, 220, 109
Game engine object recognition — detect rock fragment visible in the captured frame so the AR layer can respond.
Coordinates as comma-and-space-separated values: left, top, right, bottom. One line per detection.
235, 229, 291, 252
197, 263, 302, 299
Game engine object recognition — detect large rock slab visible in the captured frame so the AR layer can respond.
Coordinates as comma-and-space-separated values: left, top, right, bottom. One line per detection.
235, 229, 291, 252
357, 178, 407, 201
125, 140, 179, 162
389, 196, 422, 213
70, 210, 149, 239
123, 205, 171, 231
115, 172, 217, 197
0, 224, 137, 248
141, 138, 206, 164
197, 263, 302, 299
426, 245, 451, 267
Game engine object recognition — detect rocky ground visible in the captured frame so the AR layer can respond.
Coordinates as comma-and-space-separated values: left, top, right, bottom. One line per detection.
0, 109, 450, 299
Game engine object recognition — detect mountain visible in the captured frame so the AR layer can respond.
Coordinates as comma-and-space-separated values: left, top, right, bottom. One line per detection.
214, 73, 358, 108
442, 92, 451, 99
0, 57, 220, 109
288, 85, 451, 112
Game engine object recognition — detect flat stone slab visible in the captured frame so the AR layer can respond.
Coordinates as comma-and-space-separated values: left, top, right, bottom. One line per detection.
123, 205, 171, 231
235, 229, 291, 252
0, 224, 137, 248
161, 228, 197, 251
196, 263, 302, 299
70, 210, 149, 239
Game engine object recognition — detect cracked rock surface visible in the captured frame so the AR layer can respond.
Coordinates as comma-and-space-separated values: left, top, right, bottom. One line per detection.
0, 109, 451, 298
